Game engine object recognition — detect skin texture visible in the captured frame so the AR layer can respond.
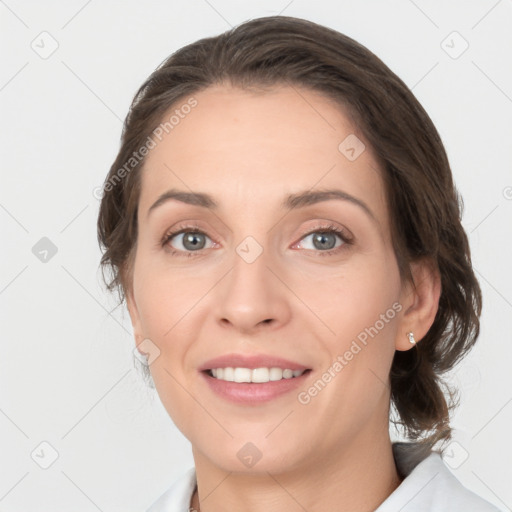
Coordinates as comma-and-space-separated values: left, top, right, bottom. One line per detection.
125, 84, 441, 512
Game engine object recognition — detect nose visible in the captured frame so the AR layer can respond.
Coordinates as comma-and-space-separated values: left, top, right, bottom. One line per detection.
213, 246, 292, 334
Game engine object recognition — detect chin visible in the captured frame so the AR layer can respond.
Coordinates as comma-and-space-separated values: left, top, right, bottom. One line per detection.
195, 437, 308, 475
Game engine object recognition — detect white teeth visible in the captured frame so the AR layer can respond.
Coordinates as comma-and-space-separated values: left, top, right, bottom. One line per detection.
234, 367, 252, 383
209, 367, 306, 383
251, 368, 269, 383
222, 367, 234, 381
269, 367, 283, 381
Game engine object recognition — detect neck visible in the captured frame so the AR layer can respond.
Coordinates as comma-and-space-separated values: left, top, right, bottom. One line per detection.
190, 425, 402, 512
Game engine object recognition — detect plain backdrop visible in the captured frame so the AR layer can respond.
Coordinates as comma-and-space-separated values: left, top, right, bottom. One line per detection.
1, 1, 511, 511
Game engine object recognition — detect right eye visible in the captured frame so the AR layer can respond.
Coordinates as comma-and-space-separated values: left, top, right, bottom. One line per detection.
161, 227, 216, 256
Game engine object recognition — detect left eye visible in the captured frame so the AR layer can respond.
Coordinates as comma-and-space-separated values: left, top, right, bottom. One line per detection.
295, 229, 348, 252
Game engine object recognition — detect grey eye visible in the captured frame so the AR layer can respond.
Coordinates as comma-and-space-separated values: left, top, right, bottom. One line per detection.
181, 232, 207, 251
311, 232, 337, 250
300, 231, 343, 251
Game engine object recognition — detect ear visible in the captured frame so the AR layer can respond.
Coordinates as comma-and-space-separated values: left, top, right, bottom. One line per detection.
395, 258, 442, 351
125, 287, 145, 353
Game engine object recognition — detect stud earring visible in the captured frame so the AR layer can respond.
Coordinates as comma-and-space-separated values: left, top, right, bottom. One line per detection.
407, 332, 416, 344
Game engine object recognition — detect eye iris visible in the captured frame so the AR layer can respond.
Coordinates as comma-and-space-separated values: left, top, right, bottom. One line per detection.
183, 232, 206, 250
313, 232, 336, 250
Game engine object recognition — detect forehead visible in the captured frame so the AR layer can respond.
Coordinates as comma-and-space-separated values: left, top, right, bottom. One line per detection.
139, 84, 387, 227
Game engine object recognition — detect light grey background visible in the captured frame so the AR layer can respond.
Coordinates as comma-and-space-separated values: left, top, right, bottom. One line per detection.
1, 1, 511, 511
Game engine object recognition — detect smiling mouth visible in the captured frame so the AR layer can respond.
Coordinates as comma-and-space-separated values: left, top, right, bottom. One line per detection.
203, 367, 312, 383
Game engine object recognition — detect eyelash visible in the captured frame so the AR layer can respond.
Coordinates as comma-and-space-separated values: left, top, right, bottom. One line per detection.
160, 222, 354, 258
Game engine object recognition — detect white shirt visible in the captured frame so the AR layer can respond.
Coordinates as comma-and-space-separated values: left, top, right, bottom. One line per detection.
146, 442, 501, 511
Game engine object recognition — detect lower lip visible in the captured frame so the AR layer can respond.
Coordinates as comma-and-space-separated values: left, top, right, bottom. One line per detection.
200, 370, 312, 404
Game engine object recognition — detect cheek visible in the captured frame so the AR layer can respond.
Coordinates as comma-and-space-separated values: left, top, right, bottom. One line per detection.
307, 259, 401, 403
134, 268, 195, 431
296, 258, 401, 340
306, 291, 399, 440
133, 255, 198, 333
328, 267, 400, 383
133, 259, 210, 380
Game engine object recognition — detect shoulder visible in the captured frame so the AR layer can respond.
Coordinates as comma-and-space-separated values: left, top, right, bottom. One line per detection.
145, 466, 197, 512
426, 455, 502, 512
377, 447, 502, 512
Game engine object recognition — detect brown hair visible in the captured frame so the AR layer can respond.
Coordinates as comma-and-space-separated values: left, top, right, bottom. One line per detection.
97, 15, 482, 453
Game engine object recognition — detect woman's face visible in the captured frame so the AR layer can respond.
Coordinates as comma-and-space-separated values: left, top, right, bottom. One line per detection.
126, 84, 421, 473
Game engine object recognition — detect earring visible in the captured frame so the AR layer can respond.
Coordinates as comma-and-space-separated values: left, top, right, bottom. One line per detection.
407, 332, 416, 344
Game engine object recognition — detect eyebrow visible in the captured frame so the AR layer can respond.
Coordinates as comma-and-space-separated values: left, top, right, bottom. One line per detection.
146, 187, 377, 224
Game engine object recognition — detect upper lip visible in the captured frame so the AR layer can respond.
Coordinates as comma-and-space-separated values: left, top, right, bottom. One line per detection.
199, 353, 310, 371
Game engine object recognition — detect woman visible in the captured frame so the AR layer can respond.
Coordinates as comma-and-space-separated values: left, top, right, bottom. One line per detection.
97, 15, 501, 512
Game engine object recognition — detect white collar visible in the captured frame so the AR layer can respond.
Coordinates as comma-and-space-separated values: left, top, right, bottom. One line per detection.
146, 442, 500, 511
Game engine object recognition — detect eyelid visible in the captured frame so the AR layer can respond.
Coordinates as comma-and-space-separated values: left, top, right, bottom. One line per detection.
294, 222, 354, 245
